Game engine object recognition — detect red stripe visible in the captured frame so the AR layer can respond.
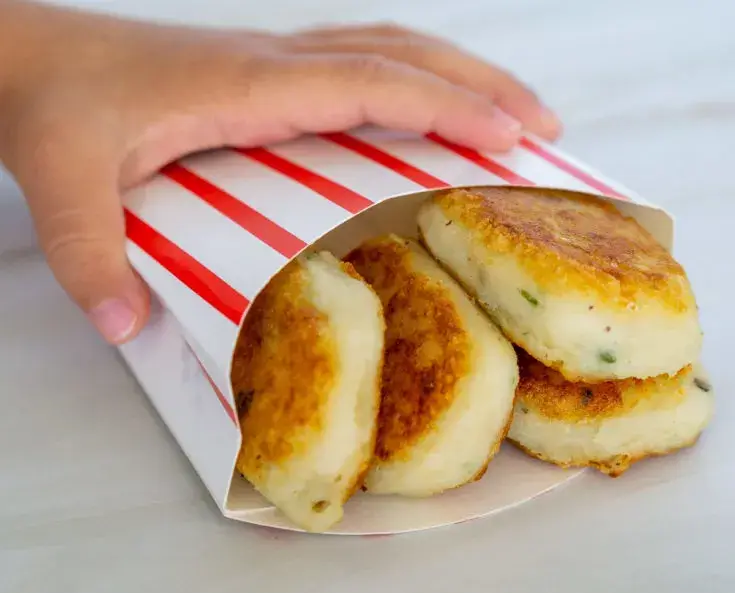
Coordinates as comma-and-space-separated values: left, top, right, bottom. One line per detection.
162, 163, 306, 258
321, 132, 450, 189
124, 210, 249, 325
235, 146, 374, 214
519, 137, 627, 199
426, 133, 532, 186
193, 352, 238, 426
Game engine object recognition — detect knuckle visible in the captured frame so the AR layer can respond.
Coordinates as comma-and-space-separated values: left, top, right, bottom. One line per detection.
372, 22, 412, 37
42, 224, 123, 300
40, 210, 109, 257
371, 22, 442, 46
493, 67, 538, 99
10, 110, 92, 185
231, 52, 274, 87
396, 38, 446, 62
6, 110, 62, 174
493, 65, 523, 87
45, 233, 102, 266
346, 53, 397, 81
28, 126, 72, 173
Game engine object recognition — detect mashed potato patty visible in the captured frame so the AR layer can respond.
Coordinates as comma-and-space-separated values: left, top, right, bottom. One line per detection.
346, 235, 518, 496
507, 349, 714, 476
231, 252, 385, 532
417, 187, 702, 383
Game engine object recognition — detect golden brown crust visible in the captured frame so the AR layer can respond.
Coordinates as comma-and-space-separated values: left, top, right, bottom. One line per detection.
432, 187, 696, 312
345, 235, 470, 463
515, 348, 692, 422
508, 434, 702, 477
231, 257, 337, 480
338, 259, 365, 283
344, 455, 374, 501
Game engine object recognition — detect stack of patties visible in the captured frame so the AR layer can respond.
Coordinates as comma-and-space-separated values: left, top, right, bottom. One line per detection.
418, 186, 714, 476
230, 238, 520, 533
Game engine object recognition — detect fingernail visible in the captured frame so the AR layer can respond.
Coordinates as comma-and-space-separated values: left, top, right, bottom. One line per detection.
494, 111, 523, 141
539, 107, 563, 136
88, 298, 138, 344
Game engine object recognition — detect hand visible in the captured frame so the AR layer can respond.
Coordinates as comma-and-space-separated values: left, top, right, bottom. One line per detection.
0, 1, 562, 345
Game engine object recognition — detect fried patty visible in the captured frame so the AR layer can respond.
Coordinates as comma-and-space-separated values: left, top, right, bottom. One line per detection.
507, 348, 714, 476
417, 187, 702, 382
231, 251, 385, 532
345, 235, 518, 496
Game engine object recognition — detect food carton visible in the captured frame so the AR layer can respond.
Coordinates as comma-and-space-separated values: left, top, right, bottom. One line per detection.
118, 128, 673, 534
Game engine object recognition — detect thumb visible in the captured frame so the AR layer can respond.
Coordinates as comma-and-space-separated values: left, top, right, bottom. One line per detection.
20, 154, 150, 345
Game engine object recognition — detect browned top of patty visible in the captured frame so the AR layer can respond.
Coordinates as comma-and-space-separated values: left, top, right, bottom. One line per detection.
345, 235, 470, 462
431, 187, 696, 312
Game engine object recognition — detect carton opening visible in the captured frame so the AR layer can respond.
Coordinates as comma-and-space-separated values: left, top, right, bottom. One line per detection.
220, 185, 673, 534
121, 129, 699, 536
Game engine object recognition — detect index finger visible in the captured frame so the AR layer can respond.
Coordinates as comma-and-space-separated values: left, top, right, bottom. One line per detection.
224, 53, 522, 153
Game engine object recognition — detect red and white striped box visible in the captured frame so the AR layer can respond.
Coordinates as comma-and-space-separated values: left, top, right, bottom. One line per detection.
118, 128, 674, 535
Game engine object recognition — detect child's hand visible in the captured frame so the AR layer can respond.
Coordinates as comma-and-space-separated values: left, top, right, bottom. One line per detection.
0, 1, 561, 345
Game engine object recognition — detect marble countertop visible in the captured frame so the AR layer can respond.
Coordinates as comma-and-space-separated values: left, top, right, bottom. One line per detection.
1, 1, 734, 591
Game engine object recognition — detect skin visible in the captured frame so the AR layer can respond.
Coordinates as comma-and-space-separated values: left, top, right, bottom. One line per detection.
0, 0, 562, 344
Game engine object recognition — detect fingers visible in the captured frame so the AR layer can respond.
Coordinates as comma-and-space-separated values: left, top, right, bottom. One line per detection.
295, 22, 436, 43
467, 67, 563, 142
220, 53, 522, 153
15, 132, 149, 344
284, 25, 562, 141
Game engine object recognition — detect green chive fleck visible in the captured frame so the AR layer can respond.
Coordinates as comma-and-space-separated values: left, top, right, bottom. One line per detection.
694, 378, 711, 392
599, 351, 617, 364
521, 407, 529, 414
520, 289, 539, 307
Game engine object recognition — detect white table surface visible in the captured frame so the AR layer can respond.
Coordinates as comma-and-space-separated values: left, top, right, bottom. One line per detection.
1, 1, 734, 591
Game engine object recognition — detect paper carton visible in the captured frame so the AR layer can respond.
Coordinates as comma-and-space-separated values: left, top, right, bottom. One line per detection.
118, 128, 674, 534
